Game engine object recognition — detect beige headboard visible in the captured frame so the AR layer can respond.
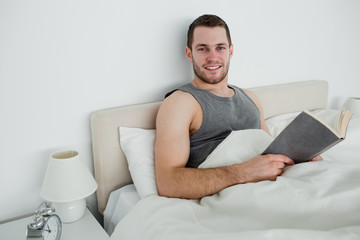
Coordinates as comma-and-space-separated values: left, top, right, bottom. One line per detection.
90, 80, 328, 214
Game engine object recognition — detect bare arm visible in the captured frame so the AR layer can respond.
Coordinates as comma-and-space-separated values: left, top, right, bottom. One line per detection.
155, 91, 235, 198
155, 91, 294, 199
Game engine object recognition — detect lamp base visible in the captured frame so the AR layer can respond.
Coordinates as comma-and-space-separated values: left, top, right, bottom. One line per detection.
53, 199, 86, 223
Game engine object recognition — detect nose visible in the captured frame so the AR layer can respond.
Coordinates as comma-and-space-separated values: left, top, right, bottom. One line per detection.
206, 49, 219, 62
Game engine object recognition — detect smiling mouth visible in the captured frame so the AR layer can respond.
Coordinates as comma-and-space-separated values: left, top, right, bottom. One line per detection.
205, 66, 221, 70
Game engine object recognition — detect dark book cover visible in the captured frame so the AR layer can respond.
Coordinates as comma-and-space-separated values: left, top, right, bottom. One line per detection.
262, 111, 349, 163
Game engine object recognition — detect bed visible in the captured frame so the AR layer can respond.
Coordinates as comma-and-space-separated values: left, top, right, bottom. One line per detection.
91, 80, 360, 239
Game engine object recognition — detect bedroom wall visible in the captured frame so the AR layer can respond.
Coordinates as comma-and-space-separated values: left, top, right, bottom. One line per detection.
1, 0, 359, 222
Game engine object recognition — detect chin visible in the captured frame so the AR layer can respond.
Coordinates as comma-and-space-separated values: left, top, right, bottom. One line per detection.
198, 77, 225, 85
194, 69, 228, 85
207, 74, 228, 85
210, 79, 223, 84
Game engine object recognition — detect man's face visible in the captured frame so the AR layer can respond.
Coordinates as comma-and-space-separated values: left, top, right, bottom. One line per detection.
186, 26, 233, 85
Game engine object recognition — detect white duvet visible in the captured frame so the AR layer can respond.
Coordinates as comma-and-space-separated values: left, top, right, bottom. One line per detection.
111, 112, 360, 240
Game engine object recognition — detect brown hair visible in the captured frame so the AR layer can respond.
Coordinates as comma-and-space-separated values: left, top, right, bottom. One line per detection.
187, 14, 232, 49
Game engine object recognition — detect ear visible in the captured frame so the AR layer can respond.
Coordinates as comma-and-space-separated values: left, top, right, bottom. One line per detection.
229, 44, 234, 59
185, 47, 193, 62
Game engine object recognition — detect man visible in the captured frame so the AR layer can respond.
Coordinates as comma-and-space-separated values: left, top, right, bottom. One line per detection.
155, 15, 319, 199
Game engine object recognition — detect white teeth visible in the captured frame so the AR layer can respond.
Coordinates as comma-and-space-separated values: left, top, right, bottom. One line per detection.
206, 66, 220, 70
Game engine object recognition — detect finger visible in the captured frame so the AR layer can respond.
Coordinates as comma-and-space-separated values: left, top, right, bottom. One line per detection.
272, 161, 285, 169
277, 155, 295, 165
265, 154, 295, 165
276, 168, 283, 177
310, 155, 323, 161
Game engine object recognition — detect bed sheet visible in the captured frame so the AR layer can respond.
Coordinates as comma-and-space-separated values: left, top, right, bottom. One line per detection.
110, 111, 360, 239
103, 184, 140, 235
111, 161, 360, 239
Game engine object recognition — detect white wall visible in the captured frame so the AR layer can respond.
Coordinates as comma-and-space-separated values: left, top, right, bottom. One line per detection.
1, 0, 359, 222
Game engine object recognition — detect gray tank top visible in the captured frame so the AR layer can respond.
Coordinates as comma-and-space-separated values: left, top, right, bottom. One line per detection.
166, 83, 261, 168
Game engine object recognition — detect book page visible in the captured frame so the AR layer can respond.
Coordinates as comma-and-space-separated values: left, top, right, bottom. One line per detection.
304, 110, 341, 137
337, 108, 345, 132
305, 109, 352, 138
339, 110, 353, 137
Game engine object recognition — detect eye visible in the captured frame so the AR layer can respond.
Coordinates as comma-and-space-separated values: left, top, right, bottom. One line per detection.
218, 46, 226, 50
197, 47, 206, 52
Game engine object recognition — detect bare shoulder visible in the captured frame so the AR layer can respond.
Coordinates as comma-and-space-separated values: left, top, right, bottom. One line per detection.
156, 90, 198, 130
161, 90, 197, 108
158, 90, 198, 116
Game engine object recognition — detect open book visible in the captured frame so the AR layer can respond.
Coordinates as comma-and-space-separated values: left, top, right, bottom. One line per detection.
262, 109, 353, 163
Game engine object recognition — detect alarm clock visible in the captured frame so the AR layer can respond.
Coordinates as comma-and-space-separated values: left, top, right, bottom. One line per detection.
26, 202, 62, 240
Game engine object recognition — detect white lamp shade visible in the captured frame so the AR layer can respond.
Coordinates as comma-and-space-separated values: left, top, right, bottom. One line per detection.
342, 97, 360, 116
41, 150, 98, 203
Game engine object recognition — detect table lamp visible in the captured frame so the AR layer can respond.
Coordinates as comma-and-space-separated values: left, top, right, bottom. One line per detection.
342, 97, 360, 116
40, 150, 98, 223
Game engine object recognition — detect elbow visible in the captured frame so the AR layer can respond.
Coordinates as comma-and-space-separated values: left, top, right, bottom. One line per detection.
156, 176, 173, 198
157, 186, 170, 198
156, 171, 182, 198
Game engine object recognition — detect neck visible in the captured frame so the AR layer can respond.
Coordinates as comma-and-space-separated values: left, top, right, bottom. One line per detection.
191, 78, 234, 98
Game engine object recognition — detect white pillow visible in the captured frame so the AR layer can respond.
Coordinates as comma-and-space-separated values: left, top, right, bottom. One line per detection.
119, 127, 158, 198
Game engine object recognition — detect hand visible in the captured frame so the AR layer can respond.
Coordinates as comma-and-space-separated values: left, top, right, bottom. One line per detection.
238, 154, 294, 183
309, 155, 323, 161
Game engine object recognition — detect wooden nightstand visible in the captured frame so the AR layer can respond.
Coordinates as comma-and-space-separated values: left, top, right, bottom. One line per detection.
0, 208, 109, 239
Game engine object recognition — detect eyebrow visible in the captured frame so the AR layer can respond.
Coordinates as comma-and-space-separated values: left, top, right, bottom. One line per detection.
195, 43, 227, 48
